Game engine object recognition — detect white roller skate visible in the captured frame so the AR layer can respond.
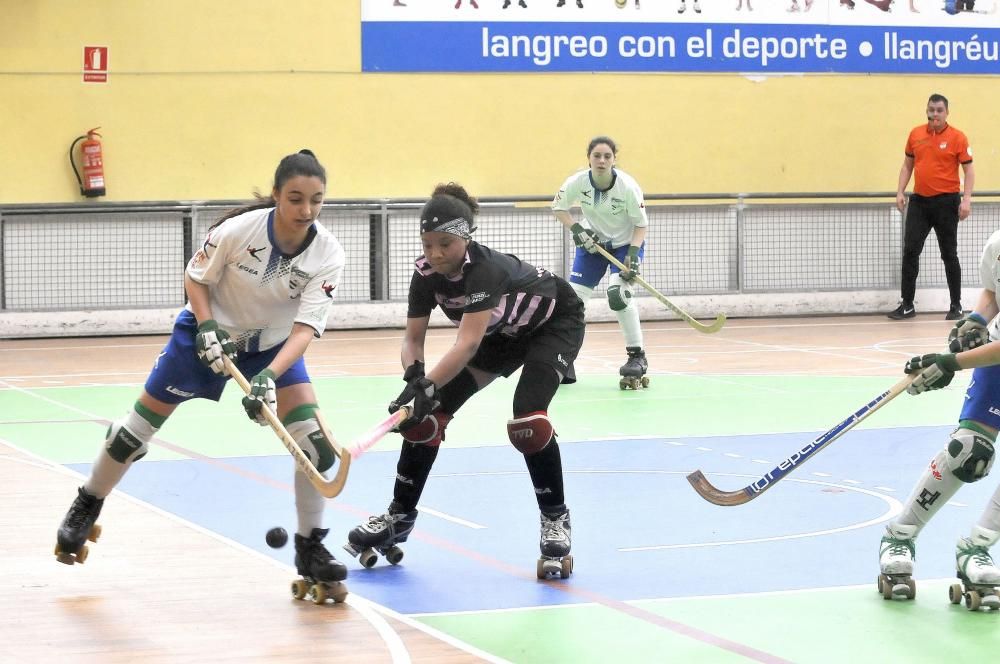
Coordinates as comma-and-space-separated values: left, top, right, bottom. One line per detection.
537, 509, 573, 579
950, 526, 1000, 611
345, 503, 418, 568
877, 523, 917, 600
618, 346, 649, 390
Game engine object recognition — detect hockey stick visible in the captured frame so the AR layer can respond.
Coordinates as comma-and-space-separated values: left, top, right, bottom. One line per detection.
223, 356, 350, 499
591, 243, 726, 334
686, 373, 916, 506
347, 407, 411, 460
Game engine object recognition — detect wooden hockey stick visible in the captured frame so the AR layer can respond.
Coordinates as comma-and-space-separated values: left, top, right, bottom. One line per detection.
591, 243, 726, 334
223, 356, 350, 499
687, 373, 916, 506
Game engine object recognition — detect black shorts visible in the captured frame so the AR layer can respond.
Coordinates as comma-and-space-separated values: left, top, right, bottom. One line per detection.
469, 279, 585, 384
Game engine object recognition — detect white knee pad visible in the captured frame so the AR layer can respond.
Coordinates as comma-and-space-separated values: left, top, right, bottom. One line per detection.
285, 418, 336, 473
607, 273, 634, 312
104, 409, 156, 464
942, 426, 996, 483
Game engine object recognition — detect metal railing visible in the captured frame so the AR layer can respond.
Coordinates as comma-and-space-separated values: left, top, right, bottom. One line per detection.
2, 192, 997, 314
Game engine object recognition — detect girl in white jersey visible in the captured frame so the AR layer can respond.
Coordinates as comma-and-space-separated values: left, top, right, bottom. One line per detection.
878, 228, 1000, 607
552, 136, 650, 388
55, 150, 351, 599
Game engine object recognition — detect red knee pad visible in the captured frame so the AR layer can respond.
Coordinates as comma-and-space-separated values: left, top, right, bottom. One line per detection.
507, 411, 554, 455
401, 413, 452, 447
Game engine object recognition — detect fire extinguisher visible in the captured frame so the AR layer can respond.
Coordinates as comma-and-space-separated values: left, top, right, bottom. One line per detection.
70, 127, 106, 198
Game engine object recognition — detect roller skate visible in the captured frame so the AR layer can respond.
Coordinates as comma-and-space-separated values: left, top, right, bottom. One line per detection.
537, 508, 573, 579
290, 528, 349, 604
344, 502, 418, 569
950, 527, 1000, 611
55, 486, 104, 565
618, 346, 649, 390
877, 523, 917, 600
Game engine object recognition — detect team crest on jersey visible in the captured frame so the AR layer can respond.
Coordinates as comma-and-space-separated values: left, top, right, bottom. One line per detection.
610, 197, 626, 214
191, 249, 208, 266
247, 245, 267, 262
322, 280, 336, 298
467, 291, 489, 305
940, 142, 948, 149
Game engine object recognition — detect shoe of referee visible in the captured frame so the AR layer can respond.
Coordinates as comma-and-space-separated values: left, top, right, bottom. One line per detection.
887, 301, 916, 320
945, 303, 965, 321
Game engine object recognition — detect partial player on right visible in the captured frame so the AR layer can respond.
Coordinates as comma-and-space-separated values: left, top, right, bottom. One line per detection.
552, 135, 650, 390
877, 227, 1000, 610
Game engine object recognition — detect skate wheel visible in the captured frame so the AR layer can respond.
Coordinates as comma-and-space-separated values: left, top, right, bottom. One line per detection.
326, 581, 349, 603
310, 583, 327, 604
619, 379, 628, 390
640, 376, 650, 388
949, 583, 963, 604
560, 555, 574, 579
982, 593, 1000, 610
358, 548, 378, 569
385, 545, 404, 565
905, 578, 916, 600
88, 523, 102, 543
965, 590, 982, 611
879, 575, 893, 600
291, 579, 309, 600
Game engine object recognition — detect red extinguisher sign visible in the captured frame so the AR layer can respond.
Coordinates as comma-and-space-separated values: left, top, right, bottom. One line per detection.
83, 46, 108, 83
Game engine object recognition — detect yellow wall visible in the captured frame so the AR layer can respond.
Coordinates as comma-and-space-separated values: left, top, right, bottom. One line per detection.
2, 1, 995, 203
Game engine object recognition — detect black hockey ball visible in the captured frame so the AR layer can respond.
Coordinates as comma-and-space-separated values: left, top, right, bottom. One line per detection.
266, 526, 288, 549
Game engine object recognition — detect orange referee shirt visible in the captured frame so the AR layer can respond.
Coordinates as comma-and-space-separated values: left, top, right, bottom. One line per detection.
905, 123, 972, 197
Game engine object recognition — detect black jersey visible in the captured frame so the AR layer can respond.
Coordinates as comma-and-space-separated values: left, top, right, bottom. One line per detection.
407, 242, 566, 340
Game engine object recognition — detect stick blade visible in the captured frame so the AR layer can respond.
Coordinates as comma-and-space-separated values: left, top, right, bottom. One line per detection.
686, 470, 752, 506
694, 313, 726, 334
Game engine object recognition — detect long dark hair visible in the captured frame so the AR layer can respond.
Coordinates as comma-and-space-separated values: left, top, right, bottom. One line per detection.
210, 149, 326, 230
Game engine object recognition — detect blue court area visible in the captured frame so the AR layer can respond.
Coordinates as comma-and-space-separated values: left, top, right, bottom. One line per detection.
68, 423, 998, 616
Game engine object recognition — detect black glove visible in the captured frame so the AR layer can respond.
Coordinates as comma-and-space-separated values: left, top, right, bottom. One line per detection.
389, 376, 440, 430
402, 360, 425, 383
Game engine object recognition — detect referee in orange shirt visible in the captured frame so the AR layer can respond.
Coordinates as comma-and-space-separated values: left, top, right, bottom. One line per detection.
889, 93, 975, 321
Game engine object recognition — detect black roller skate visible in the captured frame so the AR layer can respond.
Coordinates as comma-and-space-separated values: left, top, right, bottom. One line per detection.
291, 528, 348, 604
618, 346, 649, 390
537, 509, 573, 579
345, 502, 418, 569
950, 532, 1000, 611
55, 486, 104, 565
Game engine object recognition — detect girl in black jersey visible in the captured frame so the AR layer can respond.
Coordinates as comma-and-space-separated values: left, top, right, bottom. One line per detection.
346, 183, 585, 578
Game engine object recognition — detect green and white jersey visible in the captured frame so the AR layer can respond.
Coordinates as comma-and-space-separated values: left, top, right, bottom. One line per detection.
185, 207, 344, 352
552, 167, 648, 248
978, 228, 1000, 341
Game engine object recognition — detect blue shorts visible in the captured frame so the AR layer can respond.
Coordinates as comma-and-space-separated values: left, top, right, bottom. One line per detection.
144, 309, 310, 405
568, 242, 646, 289
958, 363, 1000, 430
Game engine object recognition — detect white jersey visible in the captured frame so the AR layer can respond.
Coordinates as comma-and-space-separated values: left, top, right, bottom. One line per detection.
185, 207, 345, 352
978, 228, 1000, 342
552, 167, 648, 248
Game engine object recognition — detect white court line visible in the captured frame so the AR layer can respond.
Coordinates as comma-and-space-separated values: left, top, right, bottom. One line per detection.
0, 390, 510, 664
612, 473, 903, 553
417, 506, 487, 529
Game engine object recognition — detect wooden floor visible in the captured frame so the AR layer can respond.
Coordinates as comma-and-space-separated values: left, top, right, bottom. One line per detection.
0, 314, 957, 662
